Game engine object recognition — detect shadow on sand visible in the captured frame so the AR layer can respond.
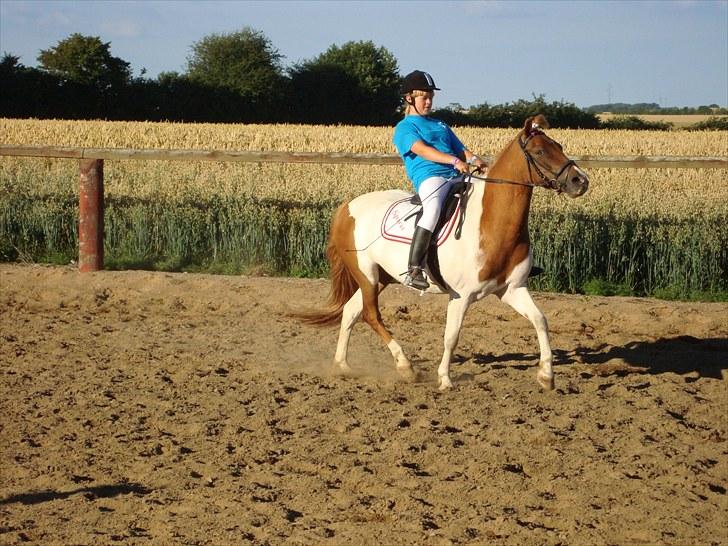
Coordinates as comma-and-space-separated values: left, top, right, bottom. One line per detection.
0, 482, 152, 506
470, 336, 728, 380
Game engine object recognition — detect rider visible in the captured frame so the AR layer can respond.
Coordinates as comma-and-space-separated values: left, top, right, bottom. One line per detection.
393, 70, 488, 290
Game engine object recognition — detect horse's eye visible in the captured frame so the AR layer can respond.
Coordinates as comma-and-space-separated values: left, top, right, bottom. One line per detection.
536, 149, 545, 156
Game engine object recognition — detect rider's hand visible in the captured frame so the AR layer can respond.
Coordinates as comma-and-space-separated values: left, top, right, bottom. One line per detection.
468, 156, 488, 173
452, 158, 469, 174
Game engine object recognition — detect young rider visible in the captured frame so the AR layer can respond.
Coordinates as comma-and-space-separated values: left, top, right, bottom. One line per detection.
393, 70, 488, 290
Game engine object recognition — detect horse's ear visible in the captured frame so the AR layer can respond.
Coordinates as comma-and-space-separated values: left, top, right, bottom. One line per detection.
534, 114, 550, 130
523, 116, 534, 133
524, 114, 550, 135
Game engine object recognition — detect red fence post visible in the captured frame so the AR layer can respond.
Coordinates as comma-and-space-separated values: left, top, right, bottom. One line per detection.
78, 158, 104, 272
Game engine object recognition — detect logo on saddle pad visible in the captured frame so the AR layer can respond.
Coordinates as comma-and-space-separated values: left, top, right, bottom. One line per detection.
380, 196, 461, 246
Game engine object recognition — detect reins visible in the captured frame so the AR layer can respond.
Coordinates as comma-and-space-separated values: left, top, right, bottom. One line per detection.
465, 172, 539, 188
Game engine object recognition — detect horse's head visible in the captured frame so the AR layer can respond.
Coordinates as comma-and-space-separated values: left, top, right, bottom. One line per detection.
518, 115, 589, 198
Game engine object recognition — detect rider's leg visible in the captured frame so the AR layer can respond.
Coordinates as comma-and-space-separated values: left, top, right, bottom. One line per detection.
404, 226, 433, 290
404, 176, 451, 290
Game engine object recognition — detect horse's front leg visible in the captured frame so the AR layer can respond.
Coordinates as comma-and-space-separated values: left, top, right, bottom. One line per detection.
438, 296, 471, 390
499, 286, 555, 390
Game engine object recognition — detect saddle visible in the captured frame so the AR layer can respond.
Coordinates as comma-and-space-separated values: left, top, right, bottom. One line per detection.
407, 179, 471, 239
411, 179, 472, 290
379, 179, 473, 290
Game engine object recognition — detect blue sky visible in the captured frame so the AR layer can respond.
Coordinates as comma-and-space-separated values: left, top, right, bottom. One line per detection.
1, 0, 726, 108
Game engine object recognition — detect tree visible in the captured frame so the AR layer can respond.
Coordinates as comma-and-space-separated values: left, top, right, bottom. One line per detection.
286, 63, 359, 124
434, 94, 600, 129
0, 52, 22, 72
185, 27, 285, 119
37, 33, 131, 90
288, 40, 400, 125
0, 51, 83, 119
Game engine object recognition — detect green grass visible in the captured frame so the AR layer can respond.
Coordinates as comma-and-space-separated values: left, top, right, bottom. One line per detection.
581, 278, 633, 297
1, 195, 726, 302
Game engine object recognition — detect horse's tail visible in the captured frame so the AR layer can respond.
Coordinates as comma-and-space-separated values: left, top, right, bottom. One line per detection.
295, 203, 359, 327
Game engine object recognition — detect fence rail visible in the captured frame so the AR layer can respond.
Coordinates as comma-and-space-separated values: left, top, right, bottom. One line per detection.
1, 145, 727, 169
1, 144, 726, 272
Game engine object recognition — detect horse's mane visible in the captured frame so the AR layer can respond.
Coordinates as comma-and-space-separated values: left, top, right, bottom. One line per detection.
489, 128, 524, 170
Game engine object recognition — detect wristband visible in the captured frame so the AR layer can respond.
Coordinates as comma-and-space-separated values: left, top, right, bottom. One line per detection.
452, 157, 459, 166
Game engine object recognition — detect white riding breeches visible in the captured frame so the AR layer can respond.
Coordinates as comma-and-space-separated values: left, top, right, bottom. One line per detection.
416, 176, 453, 232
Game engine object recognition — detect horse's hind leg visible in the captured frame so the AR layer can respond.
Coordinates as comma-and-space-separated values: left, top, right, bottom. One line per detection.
333, 289, 363, 374
359, 280, 415, 381
499, 286, 555, 390
334, 282, 413, 380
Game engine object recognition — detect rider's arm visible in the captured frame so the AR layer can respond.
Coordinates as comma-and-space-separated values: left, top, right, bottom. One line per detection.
410, 140, 469, 173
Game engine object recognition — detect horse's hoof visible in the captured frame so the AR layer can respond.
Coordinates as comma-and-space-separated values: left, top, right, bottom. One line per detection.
396, 366, 417, 383
334, 361, 354, 376
537, 371, 555, 391
438, 376, 453, 390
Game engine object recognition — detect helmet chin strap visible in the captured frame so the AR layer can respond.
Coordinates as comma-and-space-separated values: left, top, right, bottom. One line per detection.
406, 95, 423, 115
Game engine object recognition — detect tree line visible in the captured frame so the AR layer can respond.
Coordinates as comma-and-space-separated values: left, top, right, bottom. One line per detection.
2, 30, 405, 125
586, 103, 727, 115
0, 29, 723, 129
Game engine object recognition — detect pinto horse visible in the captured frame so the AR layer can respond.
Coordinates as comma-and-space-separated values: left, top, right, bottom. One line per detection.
301, 115, 589, 390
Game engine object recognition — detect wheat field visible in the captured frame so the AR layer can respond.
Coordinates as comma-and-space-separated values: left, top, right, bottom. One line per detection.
2, 118, 726, 216
1, 118, 726, 298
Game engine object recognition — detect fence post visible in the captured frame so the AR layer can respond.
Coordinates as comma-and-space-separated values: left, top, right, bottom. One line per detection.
78, 158, 104, 272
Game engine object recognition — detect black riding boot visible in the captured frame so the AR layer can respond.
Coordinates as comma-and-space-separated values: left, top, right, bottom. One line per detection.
404, 226, 433, 290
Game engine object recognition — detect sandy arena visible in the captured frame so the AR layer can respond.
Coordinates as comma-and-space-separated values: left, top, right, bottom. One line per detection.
1, 264, 726, 545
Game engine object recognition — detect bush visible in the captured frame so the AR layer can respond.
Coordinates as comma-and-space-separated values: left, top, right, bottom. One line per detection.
686, 116, 728, 131
600, 116, 673, 131
434, 94, 601, 129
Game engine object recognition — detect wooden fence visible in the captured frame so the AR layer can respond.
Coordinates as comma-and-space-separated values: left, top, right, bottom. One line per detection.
1, 144, 726, 272
2, 145, 727, 169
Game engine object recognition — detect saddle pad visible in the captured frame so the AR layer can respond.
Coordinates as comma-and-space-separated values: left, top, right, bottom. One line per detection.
380, 196, 461, 246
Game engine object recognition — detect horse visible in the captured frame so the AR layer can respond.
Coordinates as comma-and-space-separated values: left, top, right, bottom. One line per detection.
299, 114, 589, 391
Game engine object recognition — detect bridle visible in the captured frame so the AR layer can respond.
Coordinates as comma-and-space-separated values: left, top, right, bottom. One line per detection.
468, 129, 576, 192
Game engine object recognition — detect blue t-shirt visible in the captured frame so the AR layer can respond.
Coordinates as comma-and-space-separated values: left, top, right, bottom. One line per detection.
393, 115, 465, 191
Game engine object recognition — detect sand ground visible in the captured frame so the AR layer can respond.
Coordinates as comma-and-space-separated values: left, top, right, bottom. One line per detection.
1, 264, 726, 545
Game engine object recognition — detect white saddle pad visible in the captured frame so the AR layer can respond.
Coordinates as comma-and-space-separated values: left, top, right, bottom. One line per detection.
379, 196, 461, 246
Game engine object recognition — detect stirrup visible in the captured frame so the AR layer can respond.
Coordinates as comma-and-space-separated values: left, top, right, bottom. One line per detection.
404, 267, 429, 290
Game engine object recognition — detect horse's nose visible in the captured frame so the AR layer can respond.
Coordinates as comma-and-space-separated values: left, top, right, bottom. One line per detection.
571, 174, 589, 186
567, 170, 589, 197
572, 169, 589, 187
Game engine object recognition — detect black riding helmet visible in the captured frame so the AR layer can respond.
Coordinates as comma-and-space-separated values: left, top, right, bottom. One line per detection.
400, 70, 440, 94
